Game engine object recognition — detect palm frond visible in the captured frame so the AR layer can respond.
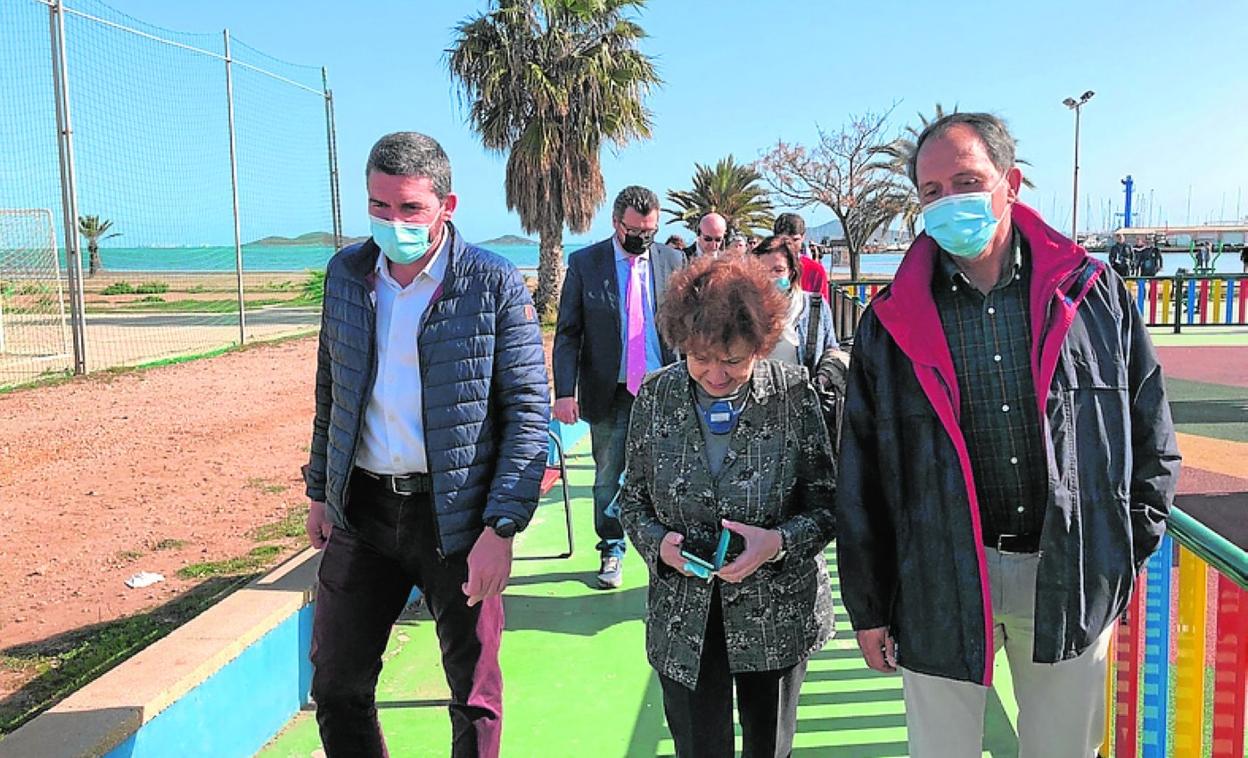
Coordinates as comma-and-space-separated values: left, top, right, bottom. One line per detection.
663, 155, 775, 235
447, 0, 660, 314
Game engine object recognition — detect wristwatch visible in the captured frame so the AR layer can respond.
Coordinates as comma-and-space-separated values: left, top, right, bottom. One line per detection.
487, 517, 518, 539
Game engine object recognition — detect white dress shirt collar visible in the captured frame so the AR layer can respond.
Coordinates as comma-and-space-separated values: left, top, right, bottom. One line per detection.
374, 232, 450, 290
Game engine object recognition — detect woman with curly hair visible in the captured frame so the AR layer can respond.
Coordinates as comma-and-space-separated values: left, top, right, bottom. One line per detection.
618, 254, 837, 757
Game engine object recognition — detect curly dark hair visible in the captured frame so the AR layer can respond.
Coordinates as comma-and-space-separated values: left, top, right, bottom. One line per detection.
659, 255, 788, 356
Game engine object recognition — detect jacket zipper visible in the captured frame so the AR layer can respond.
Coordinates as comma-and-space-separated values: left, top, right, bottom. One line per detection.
418, 283, 448, 560
929, 363, 996, 684
344, 283, 379, 516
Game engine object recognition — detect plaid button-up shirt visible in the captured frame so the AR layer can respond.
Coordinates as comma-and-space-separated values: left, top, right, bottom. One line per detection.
932, 231, 1047, 542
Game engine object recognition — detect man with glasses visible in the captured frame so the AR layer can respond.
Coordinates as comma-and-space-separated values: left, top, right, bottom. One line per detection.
553, 185, 685, 589
688, 212, 728, 260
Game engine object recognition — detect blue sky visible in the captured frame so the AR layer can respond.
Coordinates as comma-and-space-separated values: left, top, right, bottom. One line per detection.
4, 0, 1247, 247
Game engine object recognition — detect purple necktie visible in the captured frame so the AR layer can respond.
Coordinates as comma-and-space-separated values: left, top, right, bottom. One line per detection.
626, 256, 646, 395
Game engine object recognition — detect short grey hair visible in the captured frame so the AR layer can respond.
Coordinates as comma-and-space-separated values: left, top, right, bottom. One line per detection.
612, 185, 660, 221
366, 132, 452, 199
908, 112, 1016, 187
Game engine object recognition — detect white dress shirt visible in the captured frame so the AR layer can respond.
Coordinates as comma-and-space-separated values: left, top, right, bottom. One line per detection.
354, 238, 449, 474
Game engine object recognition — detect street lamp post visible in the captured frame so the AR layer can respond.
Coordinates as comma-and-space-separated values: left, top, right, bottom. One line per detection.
1063, 90, 1095, 241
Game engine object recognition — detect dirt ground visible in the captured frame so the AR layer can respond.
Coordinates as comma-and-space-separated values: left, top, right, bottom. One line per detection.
0, 338, 319, 706
0, 329, 558, 718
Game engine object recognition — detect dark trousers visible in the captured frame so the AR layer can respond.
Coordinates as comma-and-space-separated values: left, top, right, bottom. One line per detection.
310, 472, 504, 758
589, 384, 634, 557
659, 586, 806, 758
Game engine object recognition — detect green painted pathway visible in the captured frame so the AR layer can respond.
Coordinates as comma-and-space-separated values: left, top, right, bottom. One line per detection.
1147, 326, 1248, 347
260, 442, 1021, 757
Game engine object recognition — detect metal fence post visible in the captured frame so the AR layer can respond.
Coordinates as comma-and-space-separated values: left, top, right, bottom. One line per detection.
49, 0, 87, 374
1173, 273, 1183, 335
223, 29, 246, 345
322, 70, 342, 250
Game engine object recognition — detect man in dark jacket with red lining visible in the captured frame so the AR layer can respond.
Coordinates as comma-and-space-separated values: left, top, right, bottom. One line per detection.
836, 113, 1180, 758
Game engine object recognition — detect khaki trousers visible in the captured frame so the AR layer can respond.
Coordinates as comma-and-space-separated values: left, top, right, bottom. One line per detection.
901, 548, 1113, 758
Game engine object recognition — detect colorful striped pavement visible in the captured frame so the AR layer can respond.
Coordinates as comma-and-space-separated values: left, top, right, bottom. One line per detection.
260, 334, 1247, 757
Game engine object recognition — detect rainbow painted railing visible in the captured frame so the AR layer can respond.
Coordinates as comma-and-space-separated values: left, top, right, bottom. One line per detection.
1124, 275, 1248, 332
830, 275, 1248, 342
1101, 507, 1248, 757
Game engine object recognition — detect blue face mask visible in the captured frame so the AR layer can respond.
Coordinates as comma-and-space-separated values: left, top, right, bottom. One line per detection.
775, 276, 791, 292
370, 215, 435, 264
921, 175, 1008, 258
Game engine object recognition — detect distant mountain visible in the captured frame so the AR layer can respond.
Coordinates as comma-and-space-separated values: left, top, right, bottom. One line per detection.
480, 234, 537, 246
246, 231, 366, 247
804, 219, 909, 248
806, 219, 844, 242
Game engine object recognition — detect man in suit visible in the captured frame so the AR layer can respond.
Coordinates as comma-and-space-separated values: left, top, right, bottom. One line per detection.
688, 212, 728, 260
552, 185, 684, 589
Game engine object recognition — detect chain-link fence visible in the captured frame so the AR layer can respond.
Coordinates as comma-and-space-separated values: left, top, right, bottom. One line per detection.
0, 0, 340, 389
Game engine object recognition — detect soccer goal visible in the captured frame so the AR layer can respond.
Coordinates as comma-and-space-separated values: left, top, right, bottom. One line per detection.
0, 209, 71, 381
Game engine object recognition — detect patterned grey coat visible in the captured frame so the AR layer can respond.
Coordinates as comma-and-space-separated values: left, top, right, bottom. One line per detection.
619, 359, 837, 689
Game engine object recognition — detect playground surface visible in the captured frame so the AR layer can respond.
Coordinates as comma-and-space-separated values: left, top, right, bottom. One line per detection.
260, 333, 1248, 757
0, 328, 1243, 753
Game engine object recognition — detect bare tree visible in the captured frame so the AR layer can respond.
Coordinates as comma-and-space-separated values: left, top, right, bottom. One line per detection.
758, 110, 908, 281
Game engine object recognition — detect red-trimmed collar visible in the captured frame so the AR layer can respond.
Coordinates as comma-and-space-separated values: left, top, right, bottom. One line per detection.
874, 203, 1088, 368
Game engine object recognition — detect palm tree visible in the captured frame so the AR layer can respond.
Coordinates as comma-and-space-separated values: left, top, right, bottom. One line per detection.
664, 155, 775, 236
447, 0, 660, 318
77, 215, 120, 277
872, 103, 1034, 237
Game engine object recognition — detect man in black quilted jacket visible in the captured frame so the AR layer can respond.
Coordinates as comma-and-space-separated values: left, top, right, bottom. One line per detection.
303, 132, 549, 758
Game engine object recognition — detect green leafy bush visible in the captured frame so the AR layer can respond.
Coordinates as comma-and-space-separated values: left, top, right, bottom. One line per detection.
300, 270, 325, 303
101, 282, 135, 295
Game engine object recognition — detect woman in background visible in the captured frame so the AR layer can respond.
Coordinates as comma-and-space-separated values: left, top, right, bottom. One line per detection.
751, 235, 841, 373
752, 235, 848, 448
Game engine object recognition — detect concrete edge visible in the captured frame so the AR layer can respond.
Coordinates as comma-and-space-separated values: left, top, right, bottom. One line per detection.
0, 548, 322, 758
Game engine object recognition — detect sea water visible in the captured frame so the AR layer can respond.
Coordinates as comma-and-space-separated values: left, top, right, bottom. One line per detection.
66, 244, 1248, 277
69, 242, 553, 273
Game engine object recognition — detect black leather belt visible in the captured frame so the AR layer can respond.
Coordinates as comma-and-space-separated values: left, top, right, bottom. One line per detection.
988, 533, 1041, 554
356, 467, 432, 496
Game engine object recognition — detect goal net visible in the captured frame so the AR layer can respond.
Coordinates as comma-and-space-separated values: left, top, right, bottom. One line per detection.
0, 209, 71, 385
